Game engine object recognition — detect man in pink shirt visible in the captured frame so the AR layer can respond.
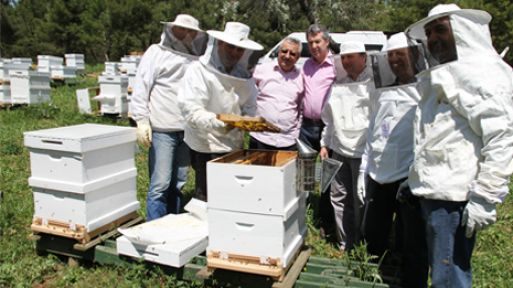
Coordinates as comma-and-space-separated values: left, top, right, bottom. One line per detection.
249, 37, 304, 150
301, 24, 337, 239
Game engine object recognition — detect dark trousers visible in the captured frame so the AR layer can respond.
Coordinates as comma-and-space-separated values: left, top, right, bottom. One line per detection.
299, 118, 334, 233
248, 136, 296, 151
363, 178, 428, 287
363, 177, 401, 256
189, 149, 227, 201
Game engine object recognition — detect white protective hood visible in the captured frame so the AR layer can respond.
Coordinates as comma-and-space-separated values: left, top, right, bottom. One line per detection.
130, 25, 207, 131
178, 38, 258, 153
406, 12, 513, 203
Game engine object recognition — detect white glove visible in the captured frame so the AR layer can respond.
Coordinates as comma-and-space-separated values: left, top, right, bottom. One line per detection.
461, 194, 497, 238
136, 119, 152, 146
197, 112, 226, 129
356, 172, 367, 206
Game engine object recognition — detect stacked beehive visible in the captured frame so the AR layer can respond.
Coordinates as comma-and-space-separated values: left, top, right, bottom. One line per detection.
65, 54, 85, 73
206, 150, 307, 271
1, 58, 36, 104
94, 62, 129, 115
25, 124, 140, 240
9, 67, 51, 104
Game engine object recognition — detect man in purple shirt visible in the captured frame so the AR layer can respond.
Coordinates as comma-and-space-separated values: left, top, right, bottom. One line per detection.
249, 37, 304, 150
301, 24, 337, 239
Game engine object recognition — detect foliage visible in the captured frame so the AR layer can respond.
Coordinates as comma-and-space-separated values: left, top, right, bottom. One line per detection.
2, 0, 512, 65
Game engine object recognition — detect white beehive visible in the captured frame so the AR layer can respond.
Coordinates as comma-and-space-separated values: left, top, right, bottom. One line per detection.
207, 150, 301, 216
50, 65, 77, 79
0, 82, 11, 103
0, 59, 11, 80
206, 150, 307, 268
65, 53, 85, 72
120, 55, 140, 75
12, 57, 33, 65
207, 195, 307, 268
24, 123, 137, 184
9, 69, 51, 104
37, 55, 63, 73
24, 124, 139, 232
31, 168, 139, 232
1, 59, 33, 81
95, 74, 129, 115
103, 62, 120, 75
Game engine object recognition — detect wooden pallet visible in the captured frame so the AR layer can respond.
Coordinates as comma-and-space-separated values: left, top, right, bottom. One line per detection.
206, 245, 310, 284
31, 211, 141, 247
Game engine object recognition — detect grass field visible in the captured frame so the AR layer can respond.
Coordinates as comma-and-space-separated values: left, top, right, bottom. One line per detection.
0, 68, 512, 287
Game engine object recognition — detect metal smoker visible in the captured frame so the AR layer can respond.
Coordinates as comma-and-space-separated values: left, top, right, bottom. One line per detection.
296, 139, 318, 195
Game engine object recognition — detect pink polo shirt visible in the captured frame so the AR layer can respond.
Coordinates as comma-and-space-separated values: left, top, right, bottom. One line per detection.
302, 54, 336, 120
249, 61, 304, 147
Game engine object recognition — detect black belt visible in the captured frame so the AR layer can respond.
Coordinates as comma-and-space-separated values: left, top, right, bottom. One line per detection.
302, 117, 324, 126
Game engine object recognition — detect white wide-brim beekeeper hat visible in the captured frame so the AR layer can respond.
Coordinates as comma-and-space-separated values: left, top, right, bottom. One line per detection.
207, 22, 264, 51
160, 14, 203, 32
407, 3, 491, 40
340, 41, 366, 55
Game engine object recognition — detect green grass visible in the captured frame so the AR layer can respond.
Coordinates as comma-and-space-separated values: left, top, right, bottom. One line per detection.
1, 67, 513, 287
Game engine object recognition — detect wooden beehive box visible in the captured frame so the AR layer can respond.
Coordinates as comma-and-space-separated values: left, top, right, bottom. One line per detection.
207, 150, 300, 216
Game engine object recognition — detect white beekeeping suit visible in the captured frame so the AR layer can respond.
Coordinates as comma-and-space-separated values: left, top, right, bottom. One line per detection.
406, 4, 513, 236
178, 22, 262, 153
130, 18, 207, 135
320, 59, 374, 158
360, 32, 425, 185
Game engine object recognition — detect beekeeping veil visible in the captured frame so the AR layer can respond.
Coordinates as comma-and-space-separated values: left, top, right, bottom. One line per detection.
202, 22, 263, 78
159, 14, 208, 56
371, 32, 427, 88
198, 22, 264, 115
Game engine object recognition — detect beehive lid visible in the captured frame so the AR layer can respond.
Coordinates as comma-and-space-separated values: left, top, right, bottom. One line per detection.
24, 123, 135, 153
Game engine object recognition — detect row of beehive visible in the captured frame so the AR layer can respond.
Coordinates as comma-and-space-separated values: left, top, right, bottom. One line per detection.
206, 150, 307, 268
24, 124, 140, 233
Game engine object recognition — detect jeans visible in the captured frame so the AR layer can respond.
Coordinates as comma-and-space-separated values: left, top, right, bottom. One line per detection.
146, 131, 189, 221
420, 199, 475, 288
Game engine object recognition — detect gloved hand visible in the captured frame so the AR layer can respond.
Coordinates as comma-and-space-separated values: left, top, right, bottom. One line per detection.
136, 119, 152, 146
197, 112, 226, 129
356, 172, 367, 206
461, 194, 497, 238
396, 180, 414, 205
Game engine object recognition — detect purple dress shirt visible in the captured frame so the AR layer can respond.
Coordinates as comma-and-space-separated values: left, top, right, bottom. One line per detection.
249, 61, 304, 147
302, 54, 336, 120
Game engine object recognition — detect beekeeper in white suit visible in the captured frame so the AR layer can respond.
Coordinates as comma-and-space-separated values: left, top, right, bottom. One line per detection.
130, 14, 207, 221
178, 22, 263, 201
404, 4, 513, 286
359, 32, 428, 287
319, 41, 374, 251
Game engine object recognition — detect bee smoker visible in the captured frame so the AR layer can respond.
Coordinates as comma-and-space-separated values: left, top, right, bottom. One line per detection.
295, 139, 318, 195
